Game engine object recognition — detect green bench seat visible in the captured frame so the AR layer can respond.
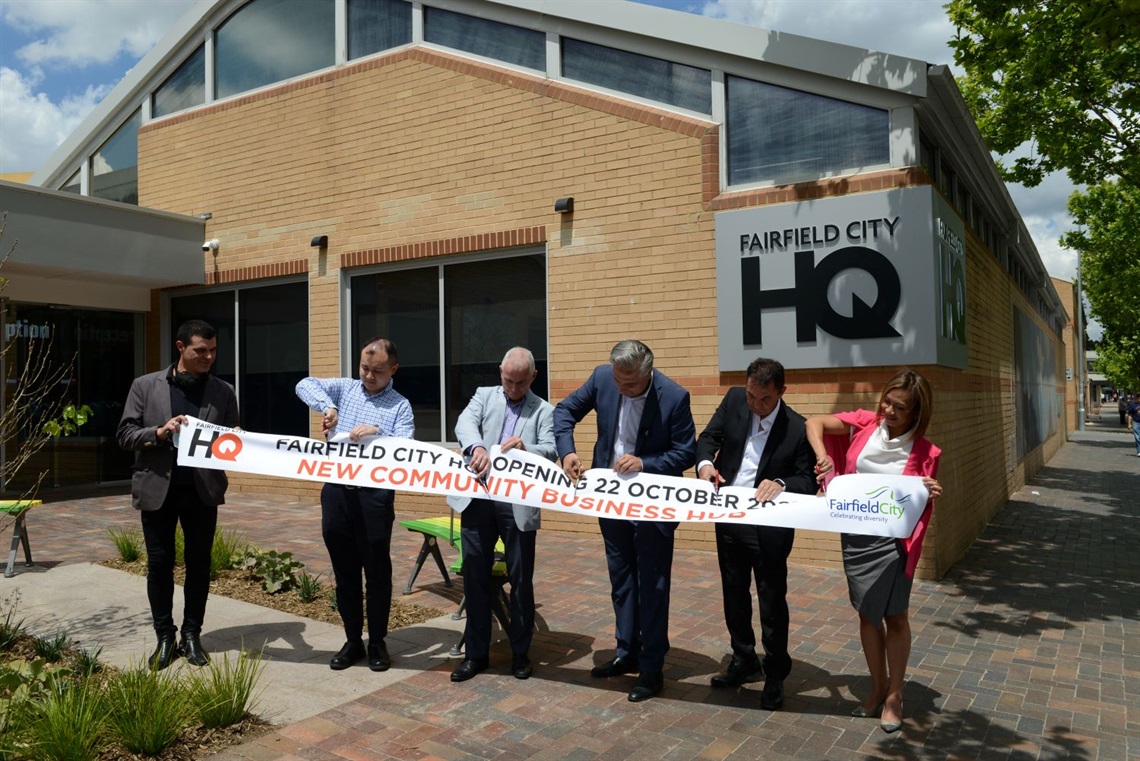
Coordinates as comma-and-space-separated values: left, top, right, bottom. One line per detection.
399, 515, 506, 595
0, 500, 40, 578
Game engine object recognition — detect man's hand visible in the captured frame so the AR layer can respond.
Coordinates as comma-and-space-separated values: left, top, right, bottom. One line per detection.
322, 408, 338, 434
157, 415, 187, 442
698, 464, 723, 488
753, 478, 785, 504
468, 445, 491, 478
613, 454, 643, 475
348, 423, 378, 442
562, 452, 583, 479
500, 436, 526, 453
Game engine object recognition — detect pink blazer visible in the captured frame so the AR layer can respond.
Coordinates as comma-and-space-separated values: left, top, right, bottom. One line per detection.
822, 409, 941, 578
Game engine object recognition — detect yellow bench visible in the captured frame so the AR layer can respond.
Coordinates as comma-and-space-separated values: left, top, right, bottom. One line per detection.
0, 500, 41, 578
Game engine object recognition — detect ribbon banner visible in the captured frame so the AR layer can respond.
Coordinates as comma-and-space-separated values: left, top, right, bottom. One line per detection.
176, 417, 928, 538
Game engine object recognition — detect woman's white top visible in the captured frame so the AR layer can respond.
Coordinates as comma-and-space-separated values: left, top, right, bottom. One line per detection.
854, 420, 915, 476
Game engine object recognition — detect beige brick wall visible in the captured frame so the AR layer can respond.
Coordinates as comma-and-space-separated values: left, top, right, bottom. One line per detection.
138, 48, 1067, 579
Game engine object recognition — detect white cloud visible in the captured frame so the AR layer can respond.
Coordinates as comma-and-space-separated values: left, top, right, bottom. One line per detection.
1, 0, 194, 68
0, 66, 108, 173
699, 0, 959, 69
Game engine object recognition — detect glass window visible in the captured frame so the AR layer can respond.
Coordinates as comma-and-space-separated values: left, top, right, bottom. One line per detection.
350, 252, 547, 442
348, 0, 412, 60
61, 170, 81, 194
726, 75, 889, 186
215, 0, 334, 100
423, 7, 544, 71
91, 109, 140, 205
2, 304, 143, 488
562, 38, 711, 114
170, 284, 308, 437
153, 44, 205, 117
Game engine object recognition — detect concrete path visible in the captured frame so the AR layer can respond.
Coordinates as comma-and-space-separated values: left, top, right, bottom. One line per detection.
2, 407, 1136, 759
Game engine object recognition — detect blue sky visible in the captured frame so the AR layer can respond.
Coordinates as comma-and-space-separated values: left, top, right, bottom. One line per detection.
0, 0, 1084, 291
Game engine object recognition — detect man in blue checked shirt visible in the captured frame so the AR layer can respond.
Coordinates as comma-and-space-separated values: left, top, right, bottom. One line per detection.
296, 337, 414, 672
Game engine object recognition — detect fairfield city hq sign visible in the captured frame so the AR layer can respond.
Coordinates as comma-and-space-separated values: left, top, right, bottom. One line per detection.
715, 186, 967, 370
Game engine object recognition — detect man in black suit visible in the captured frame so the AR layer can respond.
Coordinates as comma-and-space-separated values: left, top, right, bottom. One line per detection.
555, 339, 696, 702
696, 357, 815, 710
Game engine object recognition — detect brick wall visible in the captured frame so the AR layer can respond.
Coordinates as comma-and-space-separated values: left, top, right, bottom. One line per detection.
138, 48, 1067, 579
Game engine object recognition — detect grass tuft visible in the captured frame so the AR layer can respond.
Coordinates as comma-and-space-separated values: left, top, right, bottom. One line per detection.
21, 681, 108, 761
104, 664, 191, 756
186, 646, 266, 729
32, 631, 70, 663
106, 527, 144, 563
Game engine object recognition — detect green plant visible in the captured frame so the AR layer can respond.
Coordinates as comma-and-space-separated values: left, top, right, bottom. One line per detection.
211, 527, 248, 579
325, 586, 338, 611
72, 647, 103, 679
41, 403, 93, 438
106, 527, 144, 563
0, 657, 71, 734
104, 664, 190, 755
0, 605, 24, 651
32, 631, 69, 663
21, 681, 107, 761
297, 571, 323, 603
242, 548, 304, 594
174, 525, 185, 567
186, 648, 265, 729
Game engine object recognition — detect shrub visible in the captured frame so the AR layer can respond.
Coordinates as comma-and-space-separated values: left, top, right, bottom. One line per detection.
106, 527, 144, 563
104, 664, 191, 756
325, 586, 338, 611
297, 571, 323, 603
186, 648, 265, 729
21, 681, 108, 761
211, 527, 248, 580
72, 647, 102, 679
32, 631, 69, 663
0, 657, 71, 735
242, 548, 304, 594
0, 605, 24, 652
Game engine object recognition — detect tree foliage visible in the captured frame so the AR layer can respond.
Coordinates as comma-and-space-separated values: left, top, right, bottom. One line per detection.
948, 0, 1139, 188
1060, 180, 1140, 389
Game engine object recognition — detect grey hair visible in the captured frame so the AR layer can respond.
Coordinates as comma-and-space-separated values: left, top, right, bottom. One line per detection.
501, 346, 536, 374
609, 339, 653, 376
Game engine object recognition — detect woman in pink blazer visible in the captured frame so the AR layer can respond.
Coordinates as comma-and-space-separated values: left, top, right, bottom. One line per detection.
805, 369, 943, 734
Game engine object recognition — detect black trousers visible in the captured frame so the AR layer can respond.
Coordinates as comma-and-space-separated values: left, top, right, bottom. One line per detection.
714, 522, 795, 681
600, 517, 676, 674
321, 483, 394, 643
460, 499, 537, 660
140, 488, 218, 638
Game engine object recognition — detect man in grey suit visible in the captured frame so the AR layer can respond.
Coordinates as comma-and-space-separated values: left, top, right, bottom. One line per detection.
449, 347, 556, 682
117, 320, 240, 670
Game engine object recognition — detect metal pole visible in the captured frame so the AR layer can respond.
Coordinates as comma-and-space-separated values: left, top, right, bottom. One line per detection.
1075, 247, 1086, 431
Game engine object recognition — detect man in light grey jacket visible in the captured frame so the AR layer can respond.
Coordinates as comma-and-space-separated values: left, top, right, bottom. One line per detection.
449, 347, 556, 682
117, 320, 239, 670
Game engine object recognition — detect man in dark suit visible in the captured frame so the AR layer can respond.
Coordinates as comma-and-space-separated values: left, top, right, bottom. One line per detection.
696, 357, 815, 710
449, 347, 556, 683
554, 339, 696, 702
118, 319, 240, 670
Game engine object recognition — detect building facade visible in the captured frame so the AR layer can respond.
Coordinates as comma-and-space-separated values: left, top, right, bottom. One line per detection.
21, 0, 1070, 578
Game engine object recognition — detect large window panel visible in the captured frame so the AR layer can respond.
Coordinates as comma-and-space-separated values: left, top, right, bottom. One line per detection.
153, 44, 206, 117
348, 0, 412, 60
562, 38, 712, 114
91, 109, 140, 205
239, 283, 308, 436
423, 7, 544, 71
215, 0, 334, 99
350, 251, 547, 442
727, 75, 889, 186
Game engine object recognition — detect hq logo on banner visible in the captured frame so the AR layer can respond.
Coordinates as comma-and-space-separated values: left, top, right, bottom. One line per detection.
175, 418, 931, 539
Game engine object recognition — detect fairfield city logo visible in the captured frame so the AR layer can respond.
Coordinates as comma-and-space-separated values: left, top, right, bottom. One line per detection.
827, 486, 909, 519
186, 428, 243, 462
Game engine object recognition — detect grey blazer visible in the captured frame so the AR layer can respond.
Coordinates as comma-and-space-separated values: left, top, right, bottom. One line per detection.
452, 386, 556, 531
117, 366, 240, 511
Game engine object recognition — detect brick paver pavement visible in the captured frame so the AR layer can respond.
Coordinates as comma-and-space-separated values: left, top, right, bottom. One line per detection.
4, 408, 1136, 760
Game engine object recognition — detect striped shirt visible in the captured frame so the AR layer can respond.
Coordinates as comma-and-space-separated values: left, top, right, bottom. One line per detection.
295, 376, 414, 439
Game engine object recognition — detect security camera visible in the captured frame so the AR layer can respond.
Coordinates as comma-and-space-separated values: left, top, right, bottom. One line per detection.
202, 239, 219, 252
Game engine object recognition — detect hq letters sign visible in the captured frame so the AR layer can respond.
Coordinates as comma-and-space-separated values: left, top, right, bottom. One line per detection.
715, 186, 967, 370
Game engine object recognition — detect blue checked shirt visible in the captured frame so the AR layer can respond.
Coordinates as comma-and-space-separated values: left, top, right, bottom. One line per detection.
295, 376, 415, 439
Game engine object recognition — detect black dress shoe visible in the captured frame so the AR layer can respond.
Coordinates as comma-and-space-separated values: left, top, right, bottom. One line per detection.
512, 654, 533, 680
627, 671, 663, 702
450, 657, 489, 682
179, 632, 210, 667
148, 634, 178, 671
710, 657, 763, 688
330, 640, 366, 671
760, 678, 785, 710
590, 655, 638, 678
368, 641, 390, 672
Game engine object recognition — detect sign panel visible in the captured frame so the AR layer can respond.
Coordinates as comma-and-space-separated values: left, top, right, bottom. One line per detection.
715, 186, 967, 370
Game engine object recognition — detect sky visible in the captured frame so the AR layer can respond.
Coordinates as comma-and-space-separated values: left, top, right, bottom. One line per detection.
0, 0, 1086, 301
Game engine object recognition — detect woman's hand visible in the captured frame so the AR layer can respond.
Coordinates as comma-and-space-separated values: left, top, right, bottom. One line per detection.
922, 477, 942, 499
814, 454, 834, 483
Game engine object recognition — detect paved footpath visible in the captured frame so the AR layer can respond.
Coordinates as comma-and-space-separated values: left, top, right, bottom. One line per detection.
2, 408, 1136, 760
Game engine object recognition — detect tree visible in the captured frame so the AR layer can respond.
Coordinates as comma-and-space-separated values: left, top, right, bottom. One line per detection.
1060, 180, 1140, 389
948, 0, 1139, 188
